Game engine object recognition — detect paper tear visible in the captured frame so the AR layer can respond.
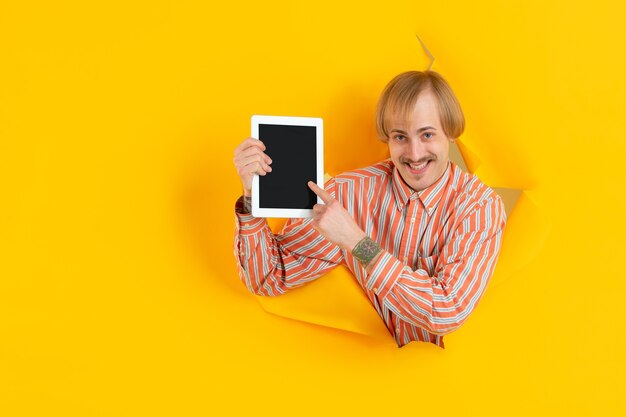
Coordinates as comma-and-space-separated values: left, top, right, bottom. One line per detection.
250, 37, 549, 342
416, 34, 435, 71
257, 139, 547, 340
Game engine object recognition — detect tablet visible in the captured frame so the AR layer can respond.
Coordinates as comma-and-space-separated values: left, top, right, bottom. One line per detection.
251, 115, 324, 218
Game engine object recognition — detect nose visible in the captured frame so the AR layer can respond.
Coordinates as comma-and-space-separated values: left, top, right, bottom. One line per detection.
406, 137, 427, 161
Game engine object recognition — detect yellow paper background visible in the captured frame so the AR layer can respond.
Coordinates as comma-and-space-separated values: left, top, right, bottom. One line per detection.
1, 1, 625, 415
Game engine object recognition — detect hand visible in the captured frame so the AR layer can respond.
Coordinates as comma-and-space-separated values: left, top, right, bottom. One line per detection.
307, 181, 367, 251
233, 138, 273, 197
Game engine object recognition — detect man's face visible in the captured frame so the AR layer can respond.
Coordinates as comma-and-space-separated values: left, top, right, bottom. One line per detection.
387, 90, 451, 192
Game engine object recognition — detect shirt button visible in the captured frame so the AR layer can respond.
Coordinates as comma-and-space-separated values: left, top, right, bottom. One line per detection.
403, 257, 408, 262
410, 217, 415, 223
373, 287, 379, 292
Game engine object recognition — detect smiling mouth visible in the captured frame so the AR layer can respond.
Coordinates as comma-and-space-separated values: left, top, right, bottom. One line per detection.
405, 160, 431, 174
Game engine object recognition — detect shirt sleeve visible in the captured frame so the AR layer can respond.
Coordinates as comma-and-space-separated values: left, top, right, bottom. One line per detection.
233, 192, 344, 296
364, 195, 506, 335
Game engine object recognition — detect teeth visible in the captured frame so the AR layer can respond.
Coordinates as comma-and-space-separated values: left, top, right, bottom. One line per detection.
409, 161, 428, 170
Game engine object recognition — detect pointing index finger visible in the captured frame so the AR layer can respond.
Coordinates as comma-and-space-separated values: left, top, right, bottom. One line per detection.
308, 181, 334, 205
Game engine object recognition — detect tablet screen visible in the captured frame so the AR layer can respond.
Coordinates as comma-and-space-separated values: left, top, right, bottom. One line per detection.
258, 124, 317, 209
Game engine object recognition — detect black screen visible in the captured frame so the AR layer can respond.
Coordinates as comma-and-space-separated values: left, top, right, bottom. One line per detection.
259, 124, 317, 209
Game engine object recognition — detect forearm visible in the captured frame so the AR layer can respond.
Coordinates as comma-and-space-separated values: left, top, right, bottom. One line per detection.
350, 237, 457, 334
363, 239, 502, 335
364, 250, 470, 335
362, 197, 505, 335
234, 200, 279, 295
234, 196, 343, 296
351, 236, 384, 273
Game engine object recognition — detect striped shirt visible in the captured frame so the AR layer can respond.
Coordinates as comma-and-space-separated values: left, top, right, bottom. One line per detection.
233, 160, 506, 348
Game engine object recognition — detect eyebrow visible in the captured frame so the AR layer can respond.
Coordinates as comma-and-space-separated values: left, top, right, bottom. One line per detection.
390, 126, 436, 134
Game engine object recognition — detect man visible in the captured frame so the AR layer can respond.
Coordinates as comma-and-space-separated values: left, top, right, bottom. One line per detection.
232, 70, 506, 348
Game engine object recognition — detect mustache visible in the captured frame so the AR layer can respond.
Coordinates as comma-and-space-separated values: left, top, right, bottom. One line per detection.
400, 155, 437, 165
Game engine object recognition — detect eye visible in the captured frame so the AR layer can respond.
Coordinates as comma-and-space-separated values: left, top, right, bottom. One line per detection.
423, 132, 434, 140
393, 134, 406, 141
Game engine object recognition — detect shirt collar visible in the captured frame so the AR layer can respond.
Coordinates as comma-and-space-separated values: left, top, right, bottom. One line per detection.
392, 162, 414, 210
391, 160, 452, 213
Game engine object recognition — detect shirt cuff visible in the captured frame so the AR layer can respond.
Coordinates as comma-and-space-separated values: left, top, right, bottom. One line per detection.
234, 196, 267, 235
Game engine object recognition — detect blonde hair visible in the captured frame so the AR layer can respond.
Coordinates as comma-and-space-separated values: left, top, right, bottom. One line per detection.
375, 70, 465, 141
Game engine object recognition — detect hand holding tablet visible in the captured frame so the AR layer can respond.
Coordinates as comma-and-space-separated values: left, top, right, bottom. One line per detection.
248, 115, 324, 218
233, 137, 273, 195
